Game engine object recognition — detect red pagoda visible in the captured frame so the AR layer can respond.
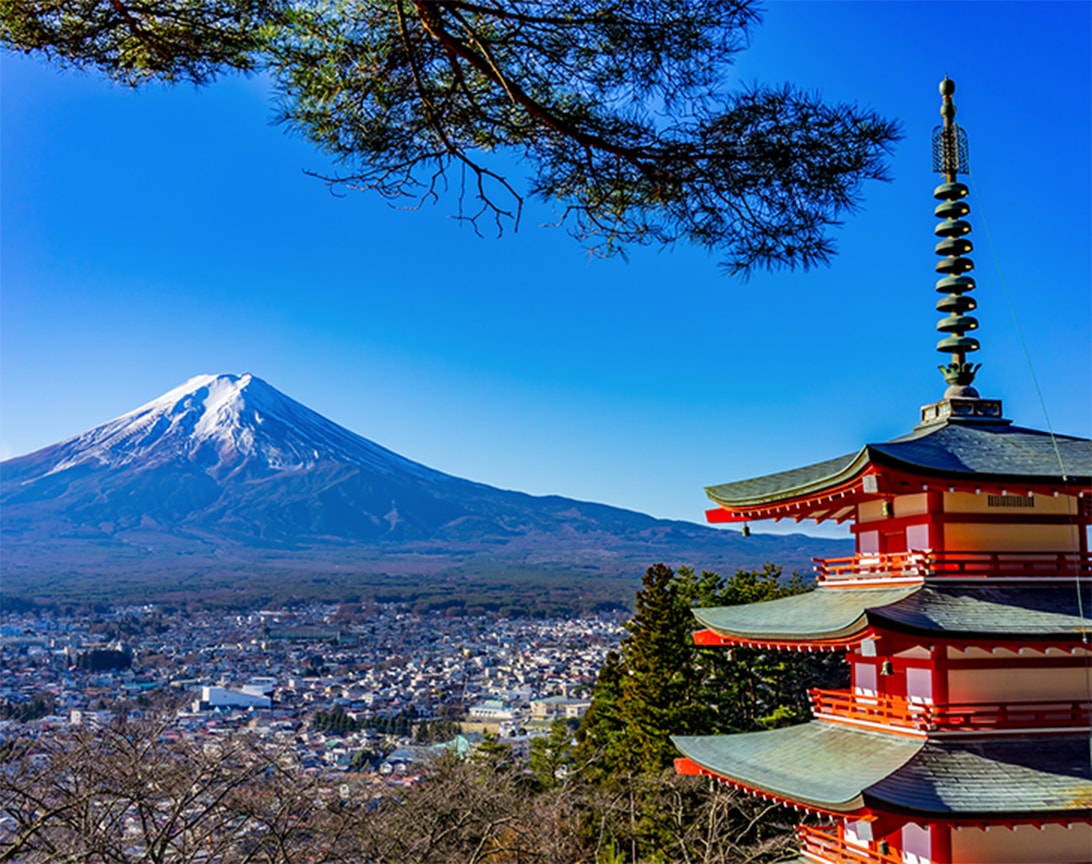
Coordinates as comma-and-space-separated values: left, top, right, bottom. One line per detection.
672, 78, 1092, 864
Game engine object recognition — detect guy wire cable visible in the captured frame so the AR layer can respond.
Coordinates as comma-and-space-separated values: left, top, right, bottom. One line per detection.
968, 169, 1091, 771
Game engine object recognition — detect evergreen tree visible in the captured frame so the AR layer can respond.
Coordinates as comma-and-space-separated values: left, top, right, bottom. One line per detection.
616, 563, 705, 775
573, 562, 840, 860
471, 731, 513, 773
529, 718, 573, 791
683, 564, 846, 731
574, 648, 624, 779
578, 562, 847, 772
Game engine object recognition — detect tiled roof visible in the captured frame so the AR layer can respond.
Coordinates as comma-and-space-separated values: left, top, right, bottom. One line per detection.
673, 725, 1092, 816
872, 583, 1092, 638
874, 423, 1092, 482
672, 724, 920, 811
705, 451, 864, 508
693, 584, 1092, 643
692, 586, 919, 642
866, 735, 1092, 816
706, 421, 1091, 508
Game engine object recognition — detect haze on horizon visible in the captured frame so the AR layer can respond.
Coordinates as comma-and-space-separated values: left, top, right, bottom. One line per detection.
2, 1, 1089, 540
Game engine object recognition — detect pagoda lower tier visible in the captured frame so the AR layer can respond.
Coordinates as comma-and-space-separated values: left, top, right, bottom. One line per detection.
673, 577, 1092, 863
674, 726, 1092, 864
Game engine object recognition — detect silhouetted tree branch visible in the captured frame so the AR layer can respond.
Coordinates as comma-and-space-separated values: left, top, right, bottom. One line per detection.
3, 0, 899, 274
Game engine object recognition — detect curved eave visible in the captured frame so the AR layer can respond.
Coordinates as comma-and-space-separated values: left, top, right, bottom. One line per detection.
693, 584, 1092, 647
705, 448, 871, 511
693, 629, 867, 651
674, 727, 1092, 819
672, 724, 922, 814
704, 423, 1092, 519
691, 586, 921, 645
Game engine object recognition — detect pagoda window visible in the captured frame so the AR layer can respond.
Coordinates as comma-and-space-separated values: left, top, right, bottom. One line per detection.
853, 661, 878, 697
859, 530, 880, 555
906, 523, 930, 551
894, 493, 930, 517
860, 500, 886, 522
901, 822, 931, 864
905, 666, 933, 704
948, 663, 1089, 704
951, 823, 1092, 863
944, 521, 1078, 552
844, 819, 873, 849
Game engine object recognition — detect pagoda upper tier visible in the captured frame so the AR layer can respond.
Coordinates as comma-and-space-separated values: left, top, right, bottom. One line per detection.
705, 413, 1092, 574
691, 581, 1092, 650
705, 417, 1092, 528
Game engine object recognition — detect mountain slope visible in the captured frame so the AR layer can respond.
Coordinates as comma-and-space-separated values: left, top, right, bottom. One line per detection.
1, 374, 850, 583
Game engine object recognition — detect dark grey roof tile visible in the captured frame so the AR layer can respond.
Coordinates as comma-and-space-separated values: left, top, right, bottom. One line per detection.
866, 735, 1092, 815
675, 726, 1092, 816
872, 584, 1092, 638
706, 421, 1091, 508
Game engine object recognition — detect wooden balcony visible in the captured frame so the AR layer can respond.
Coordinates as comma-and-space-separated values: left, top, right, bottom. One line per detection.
798, 825, 903, 864
809, 688, 1092, 733
813, 550, 1092, 584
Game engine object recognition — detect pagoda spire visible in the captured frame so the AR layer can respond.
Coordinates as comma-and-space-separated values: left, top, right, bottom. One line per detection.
919, 78, 1005, 426
931, 76, 981, 396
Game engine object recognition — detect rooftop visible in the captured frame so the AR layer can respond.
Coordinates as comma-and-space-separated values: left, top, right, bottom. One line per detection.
674, 724, 1092, 817
706, 421, 1092, 512
692, 582, 1092, 647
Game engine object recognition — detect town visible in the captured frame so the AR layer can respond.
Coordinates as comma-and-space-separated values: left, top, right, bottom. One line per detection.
0, 601, 625, 779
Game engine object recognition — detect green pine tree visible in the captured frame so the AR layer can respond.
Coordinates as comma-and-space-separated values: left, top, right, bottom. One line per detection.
574, 649, 625, 780
617, 563, 705, 775
529, 719, 573, 790
472, 731, 513, 773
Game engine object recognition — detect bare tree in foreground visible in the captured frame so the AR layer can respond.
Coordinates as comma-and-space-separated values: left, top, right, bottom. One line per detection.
0, 717, 356, 863
0, 714, 798, 863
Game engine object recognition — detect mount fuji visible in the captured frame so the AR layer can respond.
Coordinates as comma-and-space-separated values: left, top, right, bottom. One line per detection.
1, 374, 849, 590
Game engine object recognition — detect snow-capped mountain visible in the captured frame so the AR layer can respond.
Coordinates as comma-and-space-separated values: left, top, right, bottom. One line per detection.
1, 374, 850, 582
31, 373, 446, 482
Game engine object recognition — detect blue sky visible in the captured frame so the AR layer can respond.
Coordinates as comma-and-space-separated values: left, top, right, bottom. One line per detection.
2, 1, 1089, 536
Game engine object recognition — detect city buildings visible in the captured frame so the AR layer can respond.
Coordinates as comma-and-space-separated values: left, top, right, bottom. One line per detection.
0, 602, 621, 781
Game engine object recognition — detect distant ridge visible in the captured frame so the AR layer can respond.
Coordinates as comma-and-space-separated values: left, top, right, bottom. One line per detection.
1, 374, 851, 594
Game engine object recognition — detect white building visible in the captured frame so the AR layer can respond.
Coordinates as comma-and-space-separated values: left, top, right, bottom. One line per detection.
192, 685, 271, 712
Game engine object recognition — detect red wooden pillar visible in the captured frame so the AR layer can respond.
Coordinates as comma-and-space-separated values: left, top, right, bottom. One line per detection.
931, 821, 952, 864
931, 645, 949, 707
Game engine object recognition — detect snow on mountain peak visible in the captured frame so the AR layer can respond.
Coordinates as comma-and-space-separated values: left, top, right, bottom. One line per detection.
30, 373, 445, 483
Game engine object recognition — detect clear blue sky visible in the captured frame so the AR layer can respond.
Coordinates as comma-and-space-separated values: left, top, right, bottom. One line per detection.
2, 1, 1089, 537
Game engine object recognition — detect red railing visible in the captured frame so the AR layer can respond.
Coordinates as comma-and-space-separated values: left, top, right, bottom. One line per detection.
798, 825, 903, 864
809, 688, 1092, 733
808, 689, 928, 731
813, 551, 930, 582
928, 700, 1092, 730
814, 550, 1092, 583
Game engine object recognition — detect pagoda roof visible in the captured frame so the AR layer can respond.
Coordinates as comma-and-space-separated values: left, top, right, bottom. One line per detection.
707, 420, 1092, 510
693, 583, 1092, 646
693, 586, 918, 644
869, 583, 1092, 639
673, 725, 1092, 817
868, 734, 1092, 817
